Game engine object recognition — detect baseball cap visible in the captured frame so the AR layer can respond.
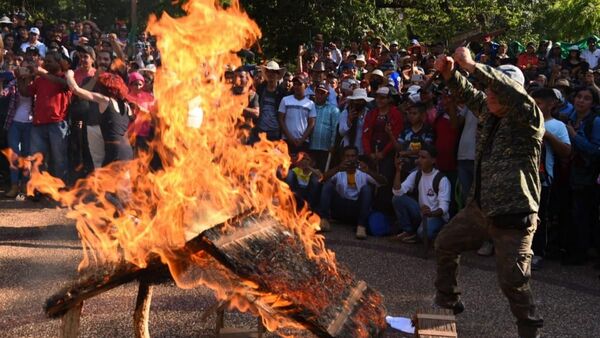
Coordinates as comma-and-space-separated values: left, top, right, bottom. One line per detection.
29, 27, 40, 35
375, 86, 390, 96
128, 72, 145, 85
315, 81, 328, 93
554, 78, 570, 88
496, 65, 525, 86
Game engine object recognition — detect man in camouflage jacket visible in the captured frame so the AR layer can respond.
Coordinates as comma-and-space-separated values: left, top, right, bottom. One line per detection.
433, 47, 544, 338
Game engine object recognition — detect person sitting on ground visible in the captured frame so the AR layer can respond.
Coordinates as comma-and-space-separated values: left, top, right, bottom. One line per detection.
391, 102, 434, 174
317, 145, 386, 239
392, 145, 450, 243
285, 152, 321, 210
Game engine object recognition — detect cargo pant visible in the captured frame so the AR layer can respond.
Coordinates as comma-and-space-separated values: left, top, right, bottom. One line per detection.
434, 201, 543, 338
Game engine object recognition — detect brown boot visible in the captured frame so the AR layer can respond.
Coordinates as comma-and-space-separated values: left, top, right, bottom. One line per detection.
5, 184, 19, 198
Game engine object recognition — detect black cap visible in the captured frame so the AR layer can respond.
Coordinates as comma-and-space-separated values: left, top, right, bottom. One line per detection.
316, 80, 328, 92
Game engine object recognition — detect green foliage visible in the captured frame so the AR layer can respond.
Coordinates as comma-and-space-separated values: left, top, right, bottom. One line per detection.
7, 0, 600, 64
239, 0, 405, 63
535, 0, 600, 41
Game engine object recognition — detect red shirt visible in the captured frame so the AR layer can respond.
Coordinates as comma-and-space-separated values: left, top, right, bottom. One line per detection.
74, 67, 96, 85
433, 113, 459, 172
517, 53, 539, 70
362, 106, 403, 156
127, 90, 155, 137
28, 75, 72, 125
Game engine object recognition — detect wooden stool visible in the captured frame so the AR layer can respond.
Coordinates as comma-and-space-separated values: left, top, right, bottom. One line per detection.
412, 308, 457, 338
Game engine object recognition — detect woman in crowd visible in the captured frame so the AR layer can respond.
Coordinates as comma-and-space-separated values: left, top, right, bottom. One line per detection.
65, 69, 133, 166
564, 86, 600, 265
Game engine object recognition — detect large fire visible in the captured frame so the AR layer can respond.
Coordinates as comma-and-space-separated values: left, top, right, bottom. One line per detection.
27, 0, 348, 333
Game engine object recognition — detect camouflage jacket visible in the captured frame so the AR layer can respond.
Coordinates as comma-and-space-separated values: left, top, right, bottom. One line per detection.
447, 64, 544, 217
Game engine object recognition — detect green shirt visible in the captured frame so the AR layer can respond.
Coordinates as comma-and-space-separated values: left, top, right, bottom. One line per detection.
447, 64, 544, 217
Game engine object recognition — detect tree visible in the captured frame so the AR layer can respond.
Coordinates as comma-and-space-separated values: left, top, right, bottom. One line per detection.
239, 0, 405, 64
535, 0, 600, 41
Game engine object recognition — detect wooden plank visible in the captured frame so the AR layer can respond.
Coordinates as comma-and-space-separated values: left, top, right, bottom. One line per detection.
414, 308, 457, 338
415, 314, 455, 321
417, 329, 458, 337
133, 281, 153, 338
60, 302, 83, 338
326, 281, 367, 336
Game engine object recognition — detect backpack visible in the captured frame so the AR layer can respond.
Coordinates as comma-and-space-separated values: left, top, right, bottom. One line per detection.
413, 170, 446, 198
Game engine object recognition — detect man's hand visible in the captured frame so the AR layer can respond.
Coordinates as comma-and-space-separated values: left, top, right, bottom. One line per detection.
292, 138, 303, 147
453, 47, 476, 73
434, 54, 455, 80
394, 155, 404, 171
298, 44, 306, 56
566, 121, 576, 137
385, 122, 393, 136
420, 205, 432, 216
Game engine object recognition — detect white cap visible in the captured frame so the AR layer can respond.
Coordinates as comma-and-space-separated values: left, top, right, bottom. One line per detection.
370, 69, 384, 78
29, 27, 40, 35
375, 87, 390, 95
347, 88, 374, 102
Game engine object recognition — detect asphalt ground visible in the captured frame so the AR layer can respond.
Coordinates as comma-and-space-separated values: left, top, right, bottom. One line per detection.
1, 199, 599, 337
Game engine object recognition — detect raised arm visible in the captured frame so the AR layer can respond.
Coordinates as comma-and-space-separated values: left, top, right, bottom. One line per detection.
65, 70, 109, 105
434, 53, 486, 116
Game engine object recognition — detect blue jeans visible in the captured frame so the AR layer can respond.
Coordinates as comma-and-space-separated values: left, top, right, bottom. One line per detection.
285, 170, 321, 209
30, 121, 69, 182
392, 194, 445, 240
7, 121, 32, 184
318, 180, 373, 226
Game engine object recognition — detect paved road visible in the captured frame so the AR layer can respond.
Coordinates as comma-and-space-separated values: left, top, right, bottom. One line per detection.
1, 199, 598, 337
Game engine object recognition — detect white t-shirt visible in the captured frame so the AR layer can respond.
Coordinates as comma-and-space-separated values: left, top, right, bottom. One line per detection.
330, 170, 377, 201
393, 169, 451, 221
278, 94, 317, 140
581, 48, 600, 69
457, 106, 477, 160
20, 41, 47, 57
543, 118, 570, 185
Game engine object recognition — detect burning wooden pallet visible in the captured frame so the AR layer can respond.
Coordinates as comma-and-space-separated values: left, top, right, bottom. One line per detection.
46, 213, 387, 337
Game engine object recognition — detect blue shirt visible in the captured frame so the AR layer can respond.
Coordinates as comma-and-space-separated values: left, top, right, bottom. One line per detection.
543, 119, 570, 185
310, 103, 340, 151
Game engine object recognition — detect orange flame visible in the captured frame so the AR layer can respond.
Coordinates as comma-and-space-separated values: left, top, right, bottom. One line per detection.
26, 0, 341, 333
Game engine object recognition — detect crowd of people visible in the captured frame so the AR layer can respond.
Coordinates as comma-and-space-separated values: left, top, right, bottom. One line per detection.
0, 12, 599, 277
0, 12, 157, 198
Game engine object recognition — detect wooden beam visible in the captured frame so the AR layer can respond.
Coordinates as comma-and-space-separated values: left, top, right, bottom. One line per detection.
133, 281, 153, 338
60, 302, 83, 338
